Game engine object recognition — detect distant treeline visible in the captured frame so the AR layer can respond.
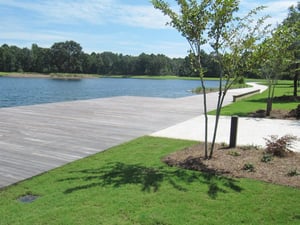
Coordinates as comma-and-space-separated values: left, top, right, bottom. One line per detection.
0, 40, 224, 77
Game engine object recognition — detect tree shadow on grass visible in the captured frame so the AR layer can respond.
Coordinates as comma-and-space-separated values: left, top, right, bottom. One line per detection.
173, 156, 243, 198
59, 162, 242, 199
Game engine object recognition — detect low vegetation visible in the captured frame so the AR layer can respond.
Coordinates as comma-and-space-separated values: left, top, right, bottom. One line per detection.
242, 163, 255, 172
287, 168, 300, 177
264, 134, 298, 157
213, 80, 300, 117
192, 83, 250, 94
50, 73, 98, 79
1, 136, 300, 225
165, 140, 300, 188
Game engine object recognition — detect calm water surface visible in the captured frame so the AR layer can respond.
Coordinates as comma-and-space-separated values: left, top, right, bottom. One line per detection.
0, 77, 219, 108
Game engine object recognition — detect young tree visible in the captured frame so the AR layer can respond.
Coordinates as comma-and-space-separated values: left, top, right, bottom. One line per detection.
152, 0, 212, 158
250, 2, 299, 114
288, 37, 300, 97
208, 6, 269, 156
282, 2, 300, 97
251, 27, 291, 116
152, 0, 268, 158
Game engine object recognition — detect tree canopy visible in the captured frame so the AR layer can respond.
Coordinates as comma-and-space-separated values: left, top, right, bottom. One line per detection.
152, 0, 270, 158
0, 41, 220, 77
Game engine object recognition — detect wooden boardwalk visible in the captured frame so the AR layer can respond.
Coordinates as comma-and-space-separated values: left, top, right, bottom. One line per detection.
0, 86, 262, 188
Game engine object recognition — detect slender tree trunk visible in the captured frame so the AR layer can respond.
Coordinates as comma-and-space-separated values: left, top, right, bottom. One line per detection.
294, 73, 299, 97
210, 89, 228, 158
266, 98, 272, 116
266, 81, 276, 116
210, 91, 222, 158
200, 78, 208, 159
266, 78, 272, 116
210, 103, 221, 158
209, 54, 222, 159
196, 47, 208, 159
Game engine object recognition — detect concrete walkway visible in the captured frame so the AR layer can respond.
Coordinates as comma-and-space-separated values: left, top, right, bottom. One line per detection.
152, 82, 300, 152
151, 115, 300, 152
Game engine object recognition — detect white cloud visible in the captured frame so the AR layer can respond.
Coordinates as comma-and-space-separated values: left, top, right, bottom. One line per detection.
265, 0, 297, 12
0, 0, 111, 24
145, 41, 190, 58
0, 31, 66, 42
240, 0, 298, 26
116, 5, 170, 29
1, 0, 297, 57
0, 0, 169, 28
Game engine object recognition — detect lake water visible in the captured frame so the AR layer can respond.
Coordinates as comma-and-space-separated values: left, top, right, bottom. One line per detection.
0, 77, 219, 108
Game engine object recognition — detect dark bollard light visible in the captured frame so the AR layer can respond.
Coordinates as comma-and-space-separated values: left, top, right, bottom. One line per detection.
229, 116, 239, 148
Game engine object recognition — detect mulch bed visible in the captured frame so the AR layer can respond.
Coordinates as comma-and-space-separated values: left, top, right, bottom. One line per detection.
163, 143, 300, 188
163, 101, 300, 188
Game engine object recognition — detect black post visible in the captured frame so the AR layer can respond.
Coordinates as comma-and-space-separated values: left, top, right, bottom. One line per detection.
229, 116, 238, 148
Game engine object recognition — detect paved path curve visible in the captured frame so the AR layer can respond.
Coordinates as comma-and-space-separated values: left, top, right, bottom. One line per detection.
152, 83, 300, 151
0, 83, 267, 188
151, 115, 300, 152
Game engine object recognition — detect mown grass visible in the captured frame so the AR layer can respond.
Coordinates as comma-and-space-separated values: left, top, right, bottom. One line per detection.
1, 136, 299, 225
0, 71, 9, 76
211, 80, 299, 116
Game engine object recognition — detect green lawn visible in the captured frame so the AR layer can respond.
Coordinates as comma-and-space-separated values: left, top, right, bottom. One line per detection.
0, 72, 9, 76
1, 136, 299, 225
212, 80, 299, 116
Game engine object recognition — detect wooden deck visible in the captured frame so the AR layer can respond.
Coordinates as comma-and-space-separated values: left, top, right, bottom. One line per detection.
0, 87, 259, 188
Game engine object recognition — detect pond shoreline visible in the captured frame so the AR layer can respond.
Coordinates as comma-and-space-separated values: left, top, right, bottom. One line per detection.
1, 72, 51, 78
0, 72, 99, 79
0, 76, 213, 108
0, 72, 209, 80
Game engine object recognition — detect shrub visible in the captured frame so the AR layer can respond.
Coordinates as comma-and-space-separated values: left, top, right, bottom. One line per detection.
235, 76, 245, 85
288, 104, 300, 119
192, 86, 217, 94
287, 169, 299, 177
228, 150, 241, 156
242, 163, 255, 172
261, 153, 273, 163
220, 142, 227, 147
240, 144, 260, 151
264, 135, 298, 157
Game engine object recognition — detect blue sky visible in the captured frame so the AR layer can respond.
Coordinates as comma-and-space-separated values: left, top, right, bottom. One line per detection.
0, 0, 298, 58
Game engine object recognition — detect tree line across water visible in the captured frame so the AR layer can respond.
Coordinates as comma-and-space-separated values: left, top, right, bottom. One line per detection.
0, 2, 298, 82
0, 41, 224, 78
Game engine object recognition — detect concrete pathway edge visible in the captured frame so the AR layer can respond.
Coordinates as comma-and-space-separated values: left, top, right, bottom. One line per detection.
151, 115, 300, 152
151, 83, 300, 152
